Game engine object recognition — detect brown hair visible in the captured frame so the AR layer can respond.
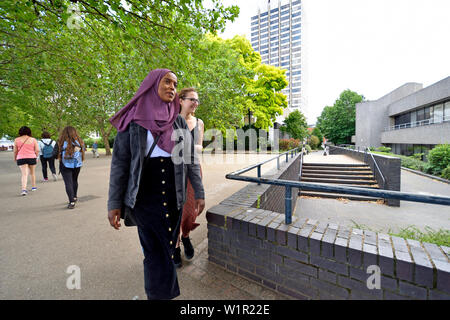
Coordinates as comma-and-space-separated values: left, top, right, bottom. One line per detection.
179, 87, 198, 115
41, 131, 51, 139
57, 126, 85, 161
178, 87, 197, 100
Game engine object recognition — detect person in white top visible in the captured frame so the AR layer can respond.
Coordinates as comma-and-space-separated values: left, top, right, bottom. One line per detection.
38, 131, 57, 181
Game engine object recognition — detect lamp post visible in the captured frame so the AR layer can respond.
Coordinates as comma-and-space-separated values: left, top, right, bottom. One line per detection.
248, 109, 252, 126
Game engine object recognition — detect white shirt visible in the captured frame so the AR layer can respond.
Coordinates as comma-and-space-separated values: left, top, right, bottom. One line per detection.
145, 130, 171, 157
38, 138, 56, 156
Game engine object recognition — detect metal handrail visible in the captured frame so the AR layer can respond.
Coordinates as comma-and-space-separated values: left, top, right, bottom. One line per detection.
364, 147, 387, 189
384, 115, 450, 132
226, 168, 450, 225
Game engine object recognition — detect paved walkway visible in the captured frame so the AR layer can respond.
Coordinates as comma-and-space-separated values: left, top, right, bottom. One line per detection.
0, 151, 290, 300
1, 150, 448, 300
296, 152, 450, 233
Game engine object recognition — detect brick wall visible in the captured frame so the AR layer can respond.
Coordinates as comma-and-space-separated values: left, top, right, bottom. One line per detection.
206, 154, 450, 300
328, 146, 401, 206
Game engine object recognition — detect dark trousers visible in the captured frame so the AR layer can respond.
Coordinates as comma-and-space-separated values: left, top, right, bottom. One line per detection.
132, 157, 181, 300
40, 156, 56, 179
60, 165, 81, 203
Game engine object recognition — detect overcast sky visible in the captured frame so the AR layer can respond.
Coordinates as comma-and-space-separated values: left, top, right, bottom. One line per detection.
216, 0, 450, 124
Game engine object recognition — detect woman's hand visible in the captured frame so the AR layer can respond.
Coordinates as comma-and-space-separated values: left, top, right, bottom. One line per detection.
108, 209, 122, 230
195, 199, 205, 216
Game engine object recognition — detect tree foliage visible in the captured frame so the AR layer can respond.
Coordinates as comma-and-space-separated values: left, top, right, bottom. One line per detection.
0, 1, 287, 154
316, 90, 364, 145
280, 110, 308, 140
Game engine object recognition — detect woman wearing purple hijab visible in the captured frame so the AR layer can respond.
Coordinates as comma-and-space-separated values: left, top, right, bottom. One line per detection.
107, 69, 205, 300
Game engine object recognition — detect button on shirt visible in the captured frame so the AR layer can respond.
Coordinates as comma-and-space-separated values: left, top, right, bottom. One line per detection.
145, 130, 171, 158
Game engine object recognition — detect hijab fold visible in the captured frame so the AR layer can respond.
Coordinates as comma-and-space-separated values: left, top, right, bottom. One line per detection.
110, 69, 180, 153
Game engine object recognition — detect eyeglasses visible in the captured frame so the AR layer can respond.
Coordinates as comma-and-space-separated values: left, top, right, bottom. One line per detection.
183, 97, 200, 104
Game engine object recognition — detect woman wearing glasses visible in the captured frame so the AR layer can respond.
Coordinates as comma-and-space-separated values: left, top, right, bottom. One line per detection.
175, 87, 204, 267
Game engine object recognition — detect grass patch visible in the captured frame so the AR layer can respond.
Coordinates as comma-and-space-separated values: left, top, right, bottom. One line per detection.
350, 221, 450, 246
390, 226, 450, 247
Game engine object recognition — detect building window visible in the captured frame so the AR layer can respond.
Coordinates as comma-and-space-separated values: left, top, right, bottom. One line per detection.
281, 15, 289, 21
271, 8, 279, 13
251, 15, 258, 21
251, 21, 258, 26
260, 23, 268, 28
292, 12, 301, 18
261, 12, 268, 17
260, 17, 268, 23
444, 101, 450, 121
434, 103, 443, 123
271, 24, 278, 30
292, 23, 301, 29
251, 31, 258, 37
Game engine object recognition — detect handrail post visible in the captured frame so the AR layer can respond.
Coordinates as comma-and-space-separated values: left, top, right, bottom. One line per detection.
285, 186, 292, 224
257, 165, 261, 185
277, 156, 280, 170
286, 153, 288, 163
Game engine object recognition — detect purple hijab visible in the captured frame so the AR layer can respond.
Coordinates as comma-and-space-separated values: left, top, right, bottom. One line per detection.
110, 69, 180, 153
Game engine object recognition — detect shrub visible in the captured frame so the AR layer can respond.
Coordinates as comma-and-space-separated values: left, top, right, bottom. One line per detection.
441, 166, 450, 180
368, 147, 376, 151
410, 153, 424, 161
279, 138, 300, 151
428, 144, 450, 175
309, 135, 320, 149
400, 156, 427, 172
305, 145, 312, 153
376, 146, 391, 153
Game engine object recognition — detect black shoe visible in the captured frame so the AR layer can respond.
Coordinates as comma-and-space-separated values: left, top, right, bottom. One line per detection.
173, 247, 182, 268
68, 202, 75, 209
181, 236, 194, 260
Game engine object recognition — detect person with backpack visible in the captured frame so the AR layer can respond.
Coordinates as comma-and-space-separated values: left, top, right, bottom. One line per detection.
55, 126, 85, 209
38, 131, 57, 182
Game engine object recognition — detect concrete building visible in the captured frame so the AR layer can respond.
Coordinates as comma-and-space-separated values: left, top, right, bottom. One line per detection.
355, 76, 450, 158
250, 0, 302, 118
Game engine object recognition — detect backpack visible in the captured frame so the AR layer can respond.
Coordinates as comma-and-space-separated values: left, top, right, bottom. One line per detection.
41, 140, 54, 158
61, 140, 83, 168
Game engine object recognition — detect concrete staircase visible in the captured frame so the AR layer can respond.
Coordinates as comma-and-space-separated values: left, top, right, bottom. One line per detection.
299, 163, 384, 202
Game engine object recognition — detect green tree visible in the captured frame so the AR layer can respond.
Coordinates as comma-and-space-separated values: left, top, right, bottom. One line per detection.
316, 90, 364, 145
280, 110, 308, 140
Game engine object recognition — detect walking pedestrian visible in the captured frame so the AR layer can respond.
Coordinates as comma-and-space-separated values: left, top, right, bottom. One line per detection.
92, 141, 99, 158
174, 87, 205, 267
38, 131, 57, 182
55, 126, 85, 209
13, 126, 39, 196
107, 69, 205, 300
